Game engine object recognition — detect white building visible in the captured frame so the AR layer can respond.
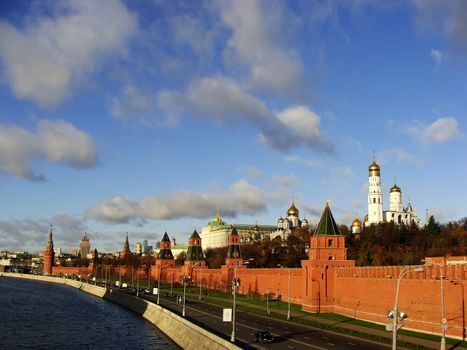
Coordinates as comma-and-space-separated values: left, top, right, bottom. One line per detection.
366, 159, 420, 226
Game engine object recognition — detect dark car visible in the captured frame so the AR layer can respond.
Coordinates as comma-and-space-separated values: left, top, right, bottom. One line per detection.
254, 330, 274, 343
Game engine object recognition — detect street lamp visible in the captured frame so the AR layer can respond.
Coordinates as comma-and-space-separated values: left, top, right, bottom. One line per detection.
181, 275, 191, 317
231, 274, 240, 342
136, 267, 140, 297
278, 264, 291, 320
231, 258, 253, 342
425, 262, 447, 350
390, 265, 426, 350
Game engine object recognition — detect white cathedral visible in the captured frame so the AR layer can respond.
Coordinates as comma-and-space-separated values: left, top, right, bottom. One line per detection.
365, 159, 420, 227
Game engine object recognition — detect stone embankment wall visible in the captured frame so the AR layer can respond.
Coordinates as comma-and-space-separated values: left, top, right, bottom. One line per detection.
3, 273, 240, 350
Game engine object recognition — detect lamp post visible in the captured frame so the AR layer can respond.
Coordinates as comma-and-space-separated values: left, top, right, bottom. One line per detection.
157, 265, 162, 305
231, 273, 240, 342
231, 258, 253, 342
136, 267, 140, 297
266, 287, 270, 315
391, 265, 426, 350
181, 275, 191, 317
278, 264, 291, 320
198, 267, 203, 301
425, 262, 446, 350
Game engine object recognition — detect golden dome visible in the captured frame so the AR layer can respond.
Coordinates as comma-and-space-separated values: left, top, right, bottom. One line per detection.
390, 184, 401, 193
352, 218, 362, 227
368, 161, 380, 176
287, 201, 299, 217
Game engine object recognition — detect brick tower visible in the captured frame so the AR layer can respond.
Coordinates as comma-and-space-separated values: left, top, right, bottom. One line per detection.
302, 202, 355, 313
121, 233, 132, 258
225, 227, 241, 266
43, 225, 55, 275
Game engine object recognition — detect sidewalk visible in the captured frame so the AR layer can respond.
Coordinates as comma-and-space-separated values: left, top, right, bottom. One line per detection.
187, 292, 459, 350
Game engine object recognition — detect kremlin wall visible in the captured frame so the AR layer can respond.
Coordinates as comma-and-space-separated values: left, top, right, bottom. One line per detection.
43, 202, 467, 340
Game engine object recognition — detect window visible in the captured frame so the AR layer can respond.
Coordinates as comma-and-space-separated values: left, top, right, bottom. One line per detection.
328, 239, 333, 247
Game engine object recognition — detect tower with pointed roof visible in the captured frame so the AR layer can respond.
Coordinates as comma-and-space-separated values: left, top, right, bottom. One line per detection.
43, 225, 55, 275
309, 202, 347, 261
156, 232, 175, 265
302, 202, 355, 313
185, 230, 205, 266
225, 227, 241, 266
121, 233, 132, 258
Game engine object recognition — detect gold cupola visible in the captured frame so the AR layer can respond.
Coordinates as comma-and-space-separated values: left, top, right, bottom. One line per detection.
390, 184, 401, 193
352, 218, 362, 227
287, 200, 299, 217
368, 161, 380, 176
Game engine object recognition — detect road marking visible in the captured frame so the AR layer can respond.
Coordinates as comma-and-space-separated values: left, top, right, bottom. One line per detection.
347, 343, 356, 346
304, 337, 311, 340
287, 346, 295, 349
327, 343, 335, 347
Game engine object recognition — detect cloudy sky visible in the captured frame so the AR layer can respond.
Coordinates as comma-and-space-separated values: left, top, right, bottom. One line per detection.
0, 0, 465, 253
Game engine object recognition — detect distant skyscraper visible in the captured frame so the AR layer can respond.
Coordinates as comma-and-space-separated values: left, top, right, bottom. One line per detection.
143, 239, 148, 254
135, 242, 142, 255
80, 232, 91, 258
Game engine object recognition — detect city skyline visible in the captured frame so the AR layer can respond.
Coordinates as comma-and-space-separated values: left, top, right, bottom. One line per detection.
0, 0, 465, 253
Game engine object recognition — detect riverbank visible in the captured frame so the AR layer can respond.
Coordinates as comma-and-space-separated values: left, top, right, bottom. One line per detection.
3, 273, 240, 350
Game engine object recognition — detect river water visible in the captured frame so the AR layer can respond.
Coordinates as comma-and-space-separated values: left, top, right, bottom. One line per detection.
0, 276, 176, 349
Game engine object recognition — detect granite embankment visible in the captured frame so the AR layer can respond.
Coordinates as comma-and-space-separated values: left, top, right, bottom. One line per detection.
3, 273, 240, 350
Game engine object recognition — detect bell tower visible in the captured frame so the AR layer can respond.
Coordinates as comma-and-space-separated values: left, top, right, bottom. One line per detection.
367, 153, 383, 224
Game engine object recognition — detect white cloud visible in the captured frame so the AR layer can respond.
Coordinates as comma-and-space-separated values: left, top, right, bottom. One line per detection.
86, 179, 267, 224
110, 85, 178, 127
236, 165, 264, 179
430, 48, 443, 64
379, 148, 425, 167
260, 105, 334, 153
272, 175, 298, 187
220, 0, 304, 97
406, 117, 462, 145
0, 119, 98, 181
285, 155, 323, 168
413, 1, 467, 54
0, 0, 137, 107
160, 77, 334, 153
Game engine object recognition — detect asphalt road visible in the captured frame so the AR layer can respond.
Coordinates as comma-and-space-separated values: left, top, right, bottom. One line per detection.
136, 292, 390, 350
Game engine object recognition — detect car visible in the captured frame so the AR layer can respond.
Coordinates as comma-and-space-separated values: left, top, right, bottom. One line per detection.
254, 330, 274, 343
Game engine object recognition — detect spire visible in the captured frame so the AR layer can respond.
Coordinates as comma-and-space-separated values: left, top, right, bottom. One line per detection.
48, 225, 53, 243
186, 230, 204, 262
314, 202, 341, 236
226, 227, 241, 261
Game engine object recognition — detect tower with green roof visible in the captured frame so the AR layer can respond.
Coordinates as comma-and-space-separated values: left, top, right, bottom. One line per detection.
309, 201, 347, 261
185, 230, 205, 266
225, 227, 241, 266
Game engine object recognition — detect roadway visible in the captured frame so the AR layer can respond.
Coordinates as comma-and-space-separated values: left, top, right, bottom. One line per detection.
134, 291, 390, 350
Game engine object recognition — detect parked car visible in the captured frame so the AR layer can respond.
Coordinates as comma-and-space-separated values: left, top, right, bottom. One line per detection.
254, 330, 274, 343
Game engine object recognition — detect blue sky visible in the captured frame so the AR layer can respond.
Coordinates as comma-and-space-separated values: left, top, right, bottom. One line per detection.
0, 0, 465, 253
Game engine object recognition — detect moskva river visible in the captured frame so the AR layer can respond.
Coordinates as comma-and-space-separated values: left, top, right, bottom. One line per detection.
0, 277, 176, 349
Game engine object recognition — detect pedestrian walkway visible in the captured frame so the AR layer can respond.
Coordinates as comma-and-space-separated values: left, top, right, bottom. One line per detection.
187, 292, 464, 350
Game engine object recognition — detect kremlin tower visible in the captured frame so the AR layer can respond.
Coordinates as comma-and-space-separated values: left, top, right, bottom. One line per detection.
121, 233, 132, 258
43, 225, 55, 275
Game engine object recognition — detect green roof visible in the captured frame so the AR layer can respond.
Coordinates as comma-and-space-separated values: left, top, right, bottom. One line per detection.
314, 203, 341, 236
189, 229, 201, 239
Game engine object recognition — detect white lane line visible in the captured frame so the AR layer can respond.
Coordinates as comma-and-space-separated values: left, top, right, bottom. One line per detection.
304, 337, 311, 340
327, 343, 335, 347
287, 346, 295, 349
347, 343, 356, 346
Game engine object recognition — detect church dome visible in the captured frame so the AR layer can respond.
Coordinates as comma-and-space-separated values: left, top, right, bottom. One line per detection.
368, 161, 380, 176
287, 202, 299, 217
352, 218, 362, 227
277, 217, 284, 223
390, 184, 401, 193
